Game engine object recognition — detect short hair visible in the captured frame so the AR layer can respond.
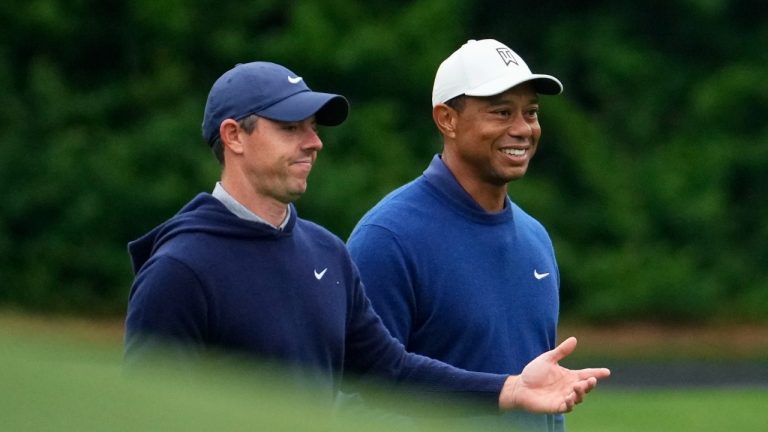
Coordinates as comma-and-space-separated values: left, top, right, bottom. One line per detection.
444, 94, 466, 112
210, 114, 260, 165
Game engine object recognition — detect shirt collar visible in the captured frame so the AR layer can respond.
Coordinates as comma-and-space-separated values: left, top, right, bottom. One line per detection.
211, 182, 291, 230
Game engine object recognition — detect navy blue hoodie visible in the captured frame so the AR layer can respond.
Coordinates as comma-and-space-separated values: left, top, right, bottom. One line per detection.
125, 193, 506, 402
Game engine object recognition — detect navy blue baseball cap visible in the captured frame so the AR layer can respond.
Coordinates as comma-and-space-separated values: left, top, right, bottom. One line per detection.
202, 62, 349, 144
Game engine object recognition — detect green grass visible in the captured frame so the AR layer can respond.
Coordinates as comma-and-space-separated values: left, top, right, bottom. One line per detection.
3, 312, 767, 431
2, 333, 361, 431
567, 389, 768, 431
3, 332, 767, 431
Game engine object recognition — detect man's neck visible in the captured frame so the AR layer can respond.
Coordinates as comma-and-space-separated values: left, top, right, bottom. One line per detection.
217, 179, 289, 228
441, 156, 507, 213
457, 179, 507, 213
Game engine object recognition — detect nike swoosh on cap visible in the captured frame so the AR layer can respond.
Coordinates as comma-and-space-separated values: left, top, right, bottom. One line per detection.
288, 76, 303, 84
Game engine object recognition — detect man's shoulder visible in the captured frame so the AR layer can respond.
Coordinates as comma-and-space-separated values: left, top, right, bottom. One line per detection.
508, 201, 548, 231
147, 229, 224, 271
294, 217, 347, 249
348, 182, 447, 255
359, 179, 433, 224
507, 201, 554, 249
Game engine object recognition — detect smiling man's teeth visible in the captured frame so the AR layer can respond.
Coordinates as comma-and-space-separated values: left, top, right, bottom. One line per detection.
502, 148, 526, 156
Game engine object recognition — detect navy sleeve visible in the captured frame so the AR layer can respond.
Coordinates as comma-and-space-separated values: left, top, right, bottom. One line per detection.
342, 266, 507, 407
347, 224, 415, 345
124, 256, 209, 366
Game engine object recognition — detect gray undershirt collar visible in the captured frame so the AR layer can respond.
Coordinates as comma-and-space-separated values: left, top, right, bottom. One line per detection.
212, 182, 290, 230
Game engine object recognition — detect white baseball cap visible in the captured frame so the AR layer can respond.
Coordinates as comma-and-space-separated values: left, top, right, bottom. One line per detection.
432, 39, 563, 106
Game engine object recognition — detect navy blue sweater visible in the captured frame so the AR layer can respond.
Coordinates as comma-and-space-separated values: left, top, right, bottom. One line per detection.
348, 155, 562, 430
125, 193, 507, 403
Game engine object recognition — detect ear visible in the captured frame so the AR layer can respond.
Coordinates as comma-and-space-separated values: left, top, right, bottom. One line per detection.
432, 104, 458, 139
219, 119, 245, 155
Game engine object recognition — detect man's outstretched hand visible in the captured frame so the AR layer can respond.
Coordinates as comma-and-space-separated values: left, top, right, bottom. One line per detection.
498, 337, 610, 413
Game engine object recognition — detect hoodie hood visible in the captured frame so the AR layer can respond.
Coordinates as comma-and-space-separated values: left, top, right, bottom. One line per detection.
128, 193, 297, 274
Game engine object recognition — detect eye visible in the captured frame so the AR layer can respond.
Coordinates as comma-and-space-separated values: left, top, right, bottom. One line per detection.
525, 108, 539, 119
493, 109, 512, 118
281, 122, 299, 132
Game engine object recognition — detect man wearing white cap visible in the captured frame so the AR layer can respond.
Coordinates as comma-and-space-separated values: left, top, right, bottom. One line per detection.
348, 40, 571, 430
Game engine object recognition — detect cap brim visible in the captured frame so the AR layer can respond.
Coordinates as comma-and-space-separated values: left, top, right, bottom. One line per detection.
529, 75, 563, 95
258, 91, 349, 126
466, 74, 563, 97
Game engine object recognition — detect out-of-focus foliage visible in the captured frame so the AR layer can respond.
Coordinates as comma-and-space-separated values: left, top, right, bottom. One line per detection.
0, 0, 766, 322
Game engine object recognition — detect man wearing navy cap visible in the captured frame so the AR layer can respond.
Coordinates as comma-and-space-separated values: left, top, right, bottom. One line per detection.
124, 61, 609, 414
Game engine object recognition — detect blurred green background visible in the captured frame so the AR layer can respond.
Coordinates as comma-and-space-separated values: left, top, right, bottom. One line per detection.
1, 0, 766, 324
1, 2, 767, 430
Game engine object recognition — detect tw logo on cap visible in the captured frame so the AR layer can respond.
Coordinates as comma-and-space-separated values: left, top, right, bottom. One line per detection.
496, 47, 518, 66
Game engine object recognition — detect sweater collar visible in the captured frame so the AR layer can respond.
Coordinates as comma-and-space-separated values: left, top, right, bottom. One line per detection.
422, 154, 514, 224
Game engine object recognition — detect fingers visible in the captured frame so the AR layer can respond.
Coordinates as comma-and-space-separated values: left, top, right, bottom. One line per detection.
573, 376, 597, 401
562, 388, 579, 412
560, 377, 597, 413
561, 395, 574, 413
548, 336, 577, 362
576, 367, 611, 380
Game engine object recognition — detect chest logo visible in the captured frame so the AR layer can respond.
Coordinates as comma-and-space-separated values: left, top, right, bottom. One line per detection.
314, 268, 328, 280
533, 270, 550, 280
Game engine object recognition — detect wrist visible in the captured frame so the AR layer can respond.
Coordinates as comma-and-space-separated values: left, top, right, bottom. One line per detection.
499, 375, 520, 411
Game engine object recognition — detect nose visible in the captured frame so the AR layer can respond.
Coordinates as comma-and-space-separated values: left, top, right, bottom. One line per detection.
303, 125, 323, 151
507, 114, 532, 139
308, 129, 323, 151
